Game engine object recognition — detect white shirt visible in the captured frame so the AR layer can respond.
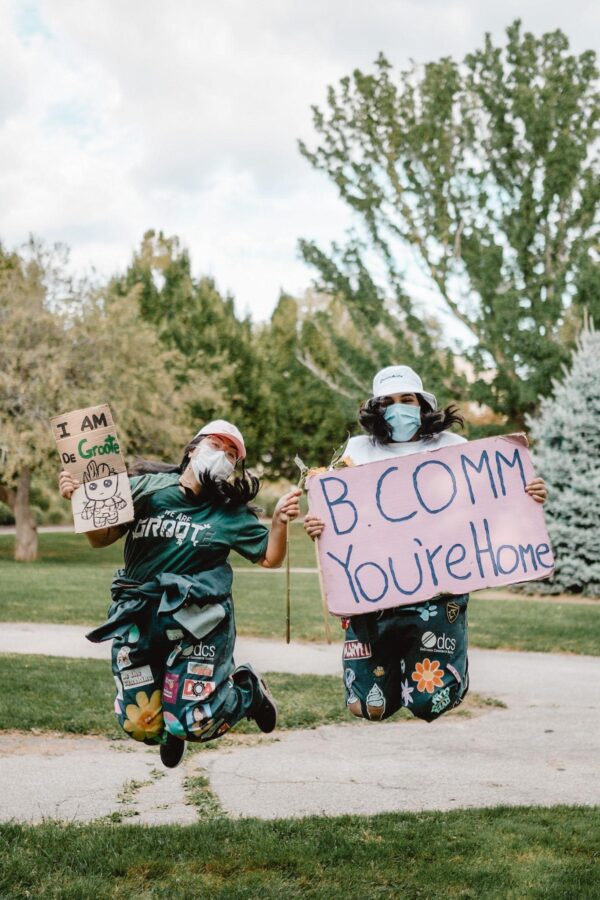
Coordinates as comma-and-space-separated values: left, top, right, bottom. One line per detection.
344, 430, 467, 466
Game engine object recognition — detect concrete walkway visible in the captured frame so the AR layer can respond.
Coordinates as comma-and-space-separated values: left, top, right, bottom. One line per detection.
1, 622, 599, 822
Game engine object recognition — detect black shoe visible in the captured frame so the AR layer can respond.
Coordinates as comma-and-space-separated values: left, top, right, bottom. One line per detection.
160, 732, 186, 768
235, 664, 278, 734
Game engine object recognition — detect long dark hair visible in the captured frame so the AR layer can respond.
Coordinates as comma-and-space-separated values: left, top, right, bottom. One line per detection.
128, 435, 260, 508
358, 395, 464, 444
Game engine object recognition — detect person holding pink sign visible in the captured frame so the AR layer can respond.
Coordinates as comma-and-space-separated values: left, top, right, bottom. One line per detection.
304, 366, 547, 724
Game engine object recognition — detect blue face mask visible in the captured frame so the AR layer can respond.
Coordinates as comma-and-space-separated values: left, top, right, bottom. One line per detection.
383, 402, 421, 442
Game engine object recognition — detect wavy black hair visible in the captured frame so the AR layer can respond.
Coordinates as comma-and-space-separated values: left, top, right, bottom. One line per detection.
128, 435, 260, 508
358, 394, 464, 444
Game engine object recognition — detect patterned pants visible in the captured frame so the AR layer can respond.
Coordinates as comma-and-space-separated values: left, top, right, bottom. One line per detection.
342, 595, 469, 722
111, 598, 260, 744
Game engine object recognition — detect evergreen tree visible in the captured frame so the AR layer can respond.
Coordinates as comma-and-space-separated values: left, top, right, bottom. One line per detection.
527, 325, 600, 594
258, 293, 356, 478
111, 231, 270, 464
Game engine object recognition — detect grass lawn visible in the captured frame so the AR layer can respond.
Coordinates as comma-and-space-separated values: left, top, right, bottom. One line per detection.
1, 806, 599, 898
0, 655, 495, 738
2, 534, 600, 653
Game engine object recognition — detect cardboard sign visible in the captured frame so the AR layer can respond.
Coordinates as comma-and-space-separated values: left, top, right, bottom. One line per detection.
49, 405, 114, 442
55, 427, 126, 479
50, 404, 133, 533
307, 434, 554, 616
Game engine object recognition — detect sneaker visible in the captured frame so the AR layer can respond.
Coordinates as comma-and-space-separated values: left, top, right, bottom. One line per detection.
160, 732, 186, 769
235, 664, 278, 733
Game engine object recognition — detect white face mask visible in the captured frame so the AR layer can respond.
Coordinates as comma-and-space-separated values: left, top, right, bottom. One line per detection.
191, 443, 235, 482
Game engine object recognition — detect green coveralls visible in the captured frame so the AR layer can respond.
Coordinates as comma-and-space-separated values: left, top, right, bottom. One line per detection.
87, 473, 269, 744
342, 595, 470, 722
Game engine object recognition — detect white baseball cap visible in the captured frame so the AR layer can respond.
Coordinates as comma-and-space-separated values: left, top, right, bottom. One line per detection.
195, 420, 246, 460
372, 365, 437, 411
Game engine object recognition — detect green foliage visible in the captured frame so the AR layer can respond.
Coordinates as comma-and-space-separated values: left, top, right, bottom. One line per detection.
527, 325, 600, 594
257, 293, 356, 478
2, 534, 600, 654
2, 807, 600, 898
0, 239, 190, 557
110, 230, 271, 462
299, 22, 600, 427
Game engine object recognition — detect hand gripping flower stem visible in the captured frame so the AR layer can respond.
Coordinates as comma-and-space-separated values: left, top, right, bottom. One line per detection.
315, 535, 332, 645
293, 455, 332, 645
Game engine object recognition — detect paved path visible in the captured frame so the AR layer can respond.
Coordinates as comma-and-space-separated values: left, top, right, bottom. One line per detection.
1, 623, 599, 823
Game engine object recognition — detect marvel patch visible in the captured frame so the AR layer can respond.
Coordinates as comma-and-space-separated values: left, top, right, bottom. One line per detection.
343, 640, 372, 660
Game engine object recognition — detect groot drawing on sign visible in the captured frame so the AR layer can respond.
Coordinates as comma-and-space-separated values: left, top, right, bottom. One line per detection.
81, 460, 127, 528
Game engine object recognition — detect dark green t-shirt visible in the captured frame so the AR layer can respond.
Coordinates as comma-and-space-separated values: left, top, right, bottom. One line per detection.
123, 474, 269, 582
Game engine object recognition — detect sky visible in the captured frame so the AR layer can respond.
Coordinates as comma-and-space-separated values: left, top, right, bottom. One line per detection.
1, 0, 599, 324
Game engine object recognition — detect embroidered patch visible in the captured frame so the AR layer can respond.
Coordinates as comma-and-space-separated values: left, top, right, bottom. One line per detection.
187, 662, 215, 677
431, 686, 451, 714
420, 631, 457, 654
446, 601, 460, 624
182, 679, 216, 701
121, 665, 153, 690
366, 684, 386, 720
344, 668, 356, 690
166, 629, 184, 642
446, 662, 462, 684
116, 646, 132, 670
343, 640, 372, 660
162, 673, 180, 703
411, 658, 445, 694
400, 679, 414, 706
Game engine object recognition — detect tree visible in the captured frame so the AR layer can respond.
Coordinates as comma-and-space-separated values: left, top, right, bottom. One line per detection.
257, 293, 357, 478
527, 323, 600, 594
295, 246, 467, 416
111, 231, 271, 464
299, 21, 600, 427
0, 241, 190, 561
0, 244, 69, 560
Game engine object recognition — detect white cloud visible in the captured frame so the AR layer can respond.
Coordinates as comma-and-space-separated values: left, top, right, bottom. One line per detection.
1, 0, 599, 323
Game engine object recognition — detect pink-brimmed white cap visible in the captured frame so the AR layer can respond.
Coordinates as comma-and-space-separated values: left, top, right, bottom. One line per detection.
195, 420, 246, 460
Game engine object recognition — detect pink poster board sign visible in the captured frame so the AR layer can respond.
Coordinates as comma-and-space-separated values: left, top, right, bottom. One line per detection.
306, 434, 554, 616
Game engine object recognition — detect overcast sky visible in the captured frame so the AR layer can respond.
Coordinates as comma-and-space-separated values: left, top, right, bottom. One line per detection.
1, 1, 599, 322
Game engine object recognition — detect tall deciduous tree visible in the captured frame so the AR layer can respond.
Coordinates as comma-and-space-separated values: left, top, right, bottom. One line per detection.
299, 21, 600, 427
0, 242, 189, 561
527, 323, 600, 594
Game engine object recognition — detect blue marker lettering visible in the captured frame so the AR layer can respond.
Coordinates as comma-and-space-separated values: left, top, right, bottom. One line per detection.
413, 460, 457, 514
354, 561, 389, 604
376, 466, 417, 523
461, 450, 498, 505
319, 476, 358, 535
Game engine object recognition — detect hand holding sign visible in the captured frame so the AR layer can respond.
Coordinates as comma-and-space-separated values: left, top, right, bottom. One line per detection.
51, 404, 133, 533
307, 434, 554, 616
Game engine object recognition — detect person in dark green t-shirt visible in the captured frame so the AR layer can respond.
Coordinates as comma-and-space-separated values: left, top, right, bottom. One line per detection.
60, 420, 301, 768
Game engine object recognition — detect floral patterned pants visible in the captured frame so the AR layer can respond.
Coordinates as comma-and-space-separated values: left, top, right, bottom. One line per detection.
111, 597, 260, 744
342, 594, 469, 722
